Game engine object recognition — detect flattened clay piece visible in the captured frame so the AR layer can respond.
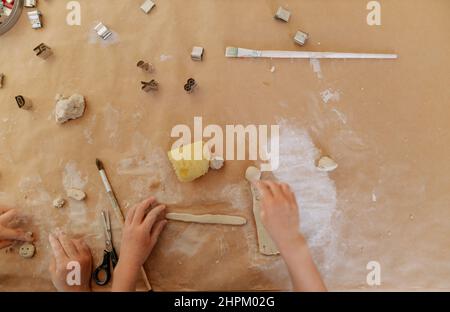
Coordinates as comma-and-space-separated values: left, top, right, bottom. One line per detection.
245, 166, 261, 182
245, 166, 279, 256
55, 94, 86, 124
317, 156, 338, 172
210, 156, 224, 170
19, 243, 35, 258
53, 197, 65, 209
67, 188, 86, 201
166, 213, 246, 225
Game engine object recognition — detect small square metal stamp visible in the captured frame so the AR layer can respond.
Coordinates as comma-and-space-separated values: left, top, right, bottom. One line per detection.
33, 43, 53, 59
141, 80, 159, 92
191, 47, 204, 61
140, 0, 155, 14
94, 22, 113, 40
274, 7, 291, 23
184, 78, 197, 93
294, 30, 309, 46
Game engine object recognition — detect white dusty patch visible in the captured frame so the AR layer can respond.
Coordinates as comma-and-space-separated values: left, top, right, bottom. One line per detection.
320, 88, 341, 104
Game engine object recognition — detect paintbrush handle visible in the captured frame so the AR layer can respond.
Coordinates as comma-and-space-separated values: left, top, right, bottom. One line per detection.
107, 191, 125, 223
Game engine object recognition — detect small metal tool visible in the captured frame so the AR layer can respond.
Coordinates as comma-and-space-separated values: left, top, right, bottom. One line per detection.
137, 60, 153, 72
184, 78, 197, 93
294, 30, 309, 46
93, 210, 119, 286
33, 43, 52, 59
191, 47, 204, 61
274, 7, 291, 23
27, 10, 42, 29
140, 0, 155, 14
15, 95, 32, 110
141, 79, 159, 92
94, 22, 113, 40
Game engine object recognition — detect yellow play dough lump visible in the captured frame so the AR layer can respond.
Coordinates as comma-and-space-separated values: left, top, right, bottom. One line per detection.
168, 141, 210, 182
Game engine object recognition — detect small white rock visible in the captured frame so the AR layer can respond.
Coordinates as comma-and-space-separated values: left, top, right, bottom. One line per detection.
210, 156, 224, 170
53, 197, 66, 209
317, 156, 338, 172
66, 188, 86, 201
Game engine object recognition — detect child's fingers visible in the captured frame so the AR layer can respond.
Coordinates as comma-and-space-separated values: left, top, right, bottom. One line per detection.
49, 233, 68, 262
255, 181, 273, 199
0, 228, 32, 242
0, 209, 18, 225
0, 240, 13, 249
58, 233, 78, 259
264, 181, 283, 197
143, 205, 166, 230
150, 219, 167, 246
73, 238, 91, 256
133, 197, 156, 224
281, 183, 297, 205
125, 205, 136, 225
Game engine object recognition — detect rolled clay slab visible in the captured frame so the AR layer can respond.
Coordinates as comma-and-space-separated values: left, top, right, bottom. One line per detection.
166, 213, 247, 226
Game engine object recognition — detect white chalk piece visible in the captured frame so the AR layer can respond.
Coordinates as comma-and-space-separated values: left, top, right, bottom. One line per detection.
67, 188, 86, 201
19, 243, 35, 259
33, 43, 52, 59
140, 0, 155, 14
317, 156, 338, 172
274, 7, 291, 22
294, 30, 309, 46
191, 46, 204, 61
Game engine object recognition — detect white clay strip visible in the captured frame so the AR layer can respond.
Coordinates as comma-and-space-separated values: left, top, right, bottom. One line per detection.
226, 47, 398, 59
245, 166, 280, 256
166, 213, 247, 226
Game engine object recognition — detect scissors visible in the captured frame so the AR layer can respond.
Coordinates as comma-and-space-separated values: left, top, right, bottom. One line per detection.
93, 210, 119, 286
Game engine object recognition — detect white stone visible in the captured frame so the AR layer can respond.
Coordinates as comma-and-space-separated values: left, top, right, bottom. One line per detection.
53, 197, 65, 209
55, 94, 85, 124
67, 188, 86, 201
317, 156, 338, 172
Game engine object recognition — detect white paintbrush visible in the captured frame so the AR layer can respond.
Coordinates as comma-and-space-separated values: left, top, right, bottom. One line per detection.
96, 158, 153, 291
225, 47, 398, 59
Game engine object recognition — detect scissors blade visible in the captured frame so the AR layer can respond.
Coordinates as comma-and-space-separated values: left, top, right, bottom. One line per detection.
101, 210, 113, 250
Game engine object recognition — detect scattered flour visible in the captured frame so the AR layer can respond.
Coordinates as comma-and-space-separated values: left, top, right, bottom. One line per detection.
310, 58, 323, 79
160, 54, 174, 62
331, 108, 348, 124
320, 88, 341, 104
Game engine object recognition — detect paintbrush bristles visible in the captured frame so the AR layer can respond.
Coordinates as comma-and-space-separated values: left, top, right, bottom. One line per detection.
95, 158, 104, 171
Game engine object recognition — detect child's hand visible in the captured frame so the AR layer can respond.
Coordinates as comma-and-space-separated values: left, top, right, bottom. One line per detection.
255, 181, 301, 252
48, 233, 93, 292
0, 207, 34, 249
119, 197, 167, 268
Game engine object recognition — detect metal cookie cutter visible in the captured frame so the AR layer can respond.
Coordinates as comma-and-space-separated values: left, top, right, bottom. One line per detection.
0, 73, 4, 88
191, 47, 204, 61
141, 79, 159, 92
184, 78, 197, 93
27, 10, 42, 29
94, 22, 113, 40
274, 7, 291, 23
294, 30, 309, 46
33, 43, 53, 59
137, 60, 154, 73
15, 95, 32, 110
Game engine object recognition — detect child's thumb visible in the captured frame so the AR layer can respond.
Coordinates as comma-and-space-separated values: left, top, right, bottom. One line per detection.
1, 228, 33, 242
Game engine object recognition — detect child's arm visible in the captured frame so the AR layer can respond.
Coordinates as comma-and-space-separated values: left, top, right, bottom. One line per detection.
112, 196, 167, 292
0, 206, 34, 249
256, 181, 327, 292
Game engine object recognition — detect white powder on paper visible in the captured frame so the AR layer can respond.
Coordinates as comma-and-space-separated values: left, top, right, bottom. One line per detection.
310, 58, 323, 79
321, 89, 340, 104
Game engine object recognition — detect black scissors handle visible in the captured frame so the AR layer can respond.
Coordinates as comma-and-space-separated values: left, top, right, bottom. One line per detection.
93, 250, 112, 286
